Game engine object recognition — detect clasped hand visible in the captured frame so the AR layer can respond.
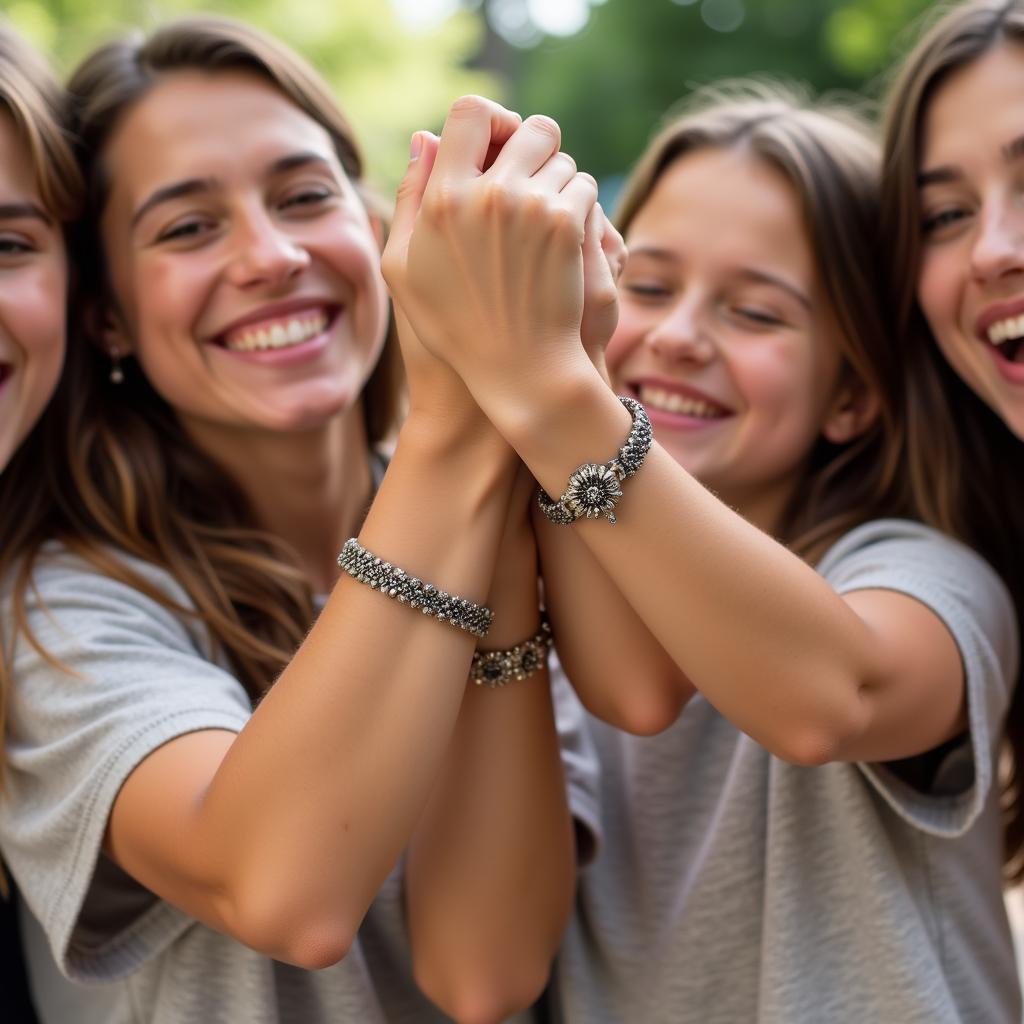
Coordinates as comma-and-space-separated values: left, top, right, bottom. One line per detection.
382, 95, 625, 440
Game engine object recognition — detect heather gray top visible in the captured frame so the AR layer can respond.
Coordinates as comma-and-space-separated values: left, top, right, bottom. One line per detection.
0, 546, 599, 1024
550, 519, 1021, 1024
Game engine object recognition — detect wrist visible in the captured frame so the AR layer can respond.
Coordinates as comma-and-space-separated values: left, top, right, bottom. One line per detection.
400, 408, 516, 470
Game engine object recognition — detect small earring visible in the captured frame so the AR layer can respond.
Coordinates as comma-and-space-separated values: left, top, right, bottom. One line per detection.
109, 349, 124, 384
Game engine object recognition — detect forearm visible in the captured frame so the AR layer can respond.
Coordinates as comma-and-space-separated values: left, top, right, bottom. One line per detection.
406, 516, 574, 1024
173, 419, 520, 959
534, 501, 693, 735
493, 370, 881, 764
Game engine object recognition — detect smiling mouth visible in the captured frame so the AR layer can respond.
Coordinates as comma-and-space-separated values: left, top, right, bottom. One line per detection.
636, 383, 729, 420
217, 307, 337, 353
985, 314, 1024, 363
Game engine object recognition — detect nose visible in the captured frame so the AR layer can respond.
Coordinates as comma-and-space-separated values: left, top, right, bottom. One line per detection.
645, 295, 715, 365
226, 206, 310, 288
970, 195, 1024, 284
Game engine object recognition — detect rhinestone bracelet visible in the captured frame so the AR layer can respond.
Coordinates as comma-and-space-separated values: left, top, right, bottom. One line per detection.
470, 616, 553, 688
537, 395, 653, 525
338, 538, 493, 638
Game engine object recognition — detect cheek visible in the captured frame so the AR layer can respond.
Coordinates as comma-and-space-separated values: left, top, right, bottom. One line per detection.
916, 249, 958, 339
4, 261, 68, 365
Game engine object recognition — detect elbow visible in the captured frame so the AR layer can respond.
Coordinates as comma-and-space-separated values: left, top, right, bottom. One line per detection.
233, 894, 357, 969
586, 676, 686, 736
764, 680, 871, 768
277, 923, 354, 971
769, 727, 842, 768
415, 963, 551, 1024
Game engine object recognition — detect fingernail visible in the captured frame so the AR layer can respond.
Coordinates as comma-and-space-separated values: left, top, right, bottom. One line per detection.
410, 133, 423, 161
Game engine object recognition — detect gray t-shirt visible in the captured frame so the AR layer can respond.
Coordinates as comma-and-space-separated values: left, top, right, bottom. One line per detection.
0, 546, 600, 1024
551, 519, 1021, 1024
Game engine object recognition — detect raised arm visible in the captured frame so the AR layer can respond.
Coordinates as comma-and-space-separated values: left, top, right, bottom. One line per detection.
103, 103, 528, 971
382, 103, 968, 770
534, 202, 694, 735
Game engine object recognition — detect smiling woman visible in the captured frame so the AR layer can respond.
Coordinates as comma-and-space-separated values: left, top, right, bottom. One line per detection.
0, 16, 587, 1024
881, 0, 1024, 898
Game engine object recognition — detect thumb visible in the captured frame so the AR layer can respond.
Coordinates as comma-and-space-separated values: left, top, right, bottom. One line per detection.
388, 131, 440, 257
582, 203, 616, 297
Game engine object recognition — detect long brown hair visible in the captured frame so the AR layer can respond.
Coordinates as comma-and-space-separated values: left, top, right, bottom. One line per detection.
614, 82, 913, 560
881, 0, 1024, 882
0, 19, 82, 795
0, 17, 402, 784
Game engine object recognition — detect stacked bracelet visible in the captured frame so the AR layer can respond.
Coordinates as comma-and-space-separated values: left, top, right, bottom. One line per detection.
537, 395, 653, 525
337, 538, 493, 638
471, 616, 553, 688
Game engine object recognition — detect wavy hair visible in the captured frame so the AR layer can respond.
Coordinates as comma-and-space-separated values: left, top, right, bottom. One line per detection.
0, 17, 401, 788
0, 18, 82, 796
880, 0, 1024, 882
614, 82, 913, 561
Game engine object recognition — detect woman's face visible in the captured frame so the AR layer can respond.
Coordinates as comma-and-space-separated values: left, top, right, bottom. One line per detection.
606, 147, 858, 525
917, 43, 1024, 438
99, 70, 389, 442
0, 109, 67, 471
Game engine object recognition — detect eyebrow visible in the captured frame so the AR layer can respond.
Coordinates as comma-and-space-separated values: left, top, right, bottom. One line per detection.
735, 268, 811, 309
627, 248, 810, 308
0, 201, 51, 225
131, 177, 216, 228
130, 151, 337, 229
918, 133, 1024, 188
625, 245, 677, 263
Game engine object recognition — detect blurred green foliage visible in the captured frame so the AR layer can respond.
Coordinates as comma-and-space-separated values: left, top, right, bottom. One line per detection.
512, 0, 940, 182
4, 0, 500, 191
6, 0, 945, 191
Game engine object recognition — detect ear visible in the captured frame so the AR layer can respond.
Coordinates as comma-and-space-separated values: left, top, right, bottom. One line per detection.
85, 298, 134, 359
821, 373, 880, 445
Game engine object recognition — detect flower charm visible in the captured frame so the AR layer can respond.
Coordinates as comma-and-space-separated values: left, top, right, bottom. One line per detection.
563, 462, 624, 523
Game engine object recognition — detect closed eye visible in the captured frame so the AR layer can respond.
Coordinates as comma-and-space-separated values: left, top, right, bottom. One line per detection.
734, 306, 783, 326
622, 282, 672, 300
280, 188, 335, 211
922, 207, 969, 235
0, 236, 34, 255
157, 218, 214, 243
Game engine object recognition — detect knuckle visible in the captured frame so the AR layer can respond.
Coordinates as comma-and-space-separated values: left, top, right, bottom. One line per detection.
479, 180, 517, 216
450, 94, 496, 118
557, 152, 577, 175
549, 205, 583, 244
525, 113, 561, 143
423, 181, 462, 224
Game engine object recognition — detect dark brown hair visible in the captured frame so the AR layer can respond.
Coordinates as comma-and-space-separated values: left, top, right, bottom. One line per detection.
880, 0, 1024, 881
615, 82, 912, 560
0, 17, 401, 787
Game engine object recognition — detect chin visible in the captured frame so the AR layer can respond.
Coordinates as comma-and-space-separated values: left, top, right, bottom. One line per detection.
261, 392, 356, 434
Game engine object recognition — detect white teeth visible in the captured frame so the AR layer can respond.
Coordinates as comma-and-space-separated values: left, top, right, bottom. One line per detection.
225, 311, 329, 352
987, 314, 1024, 346
639, 384, 722, 419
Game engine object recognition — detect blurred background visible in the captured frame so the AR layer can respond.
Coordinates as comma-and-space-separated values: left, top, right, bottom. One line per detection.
7, 0, 941, 199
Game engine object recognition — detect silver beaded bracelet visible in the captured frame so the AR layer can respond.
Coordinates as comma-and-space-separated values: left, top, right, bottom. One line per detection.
470, 616, 553, 688
337, 538, 493, 638
537, 395, 653, 525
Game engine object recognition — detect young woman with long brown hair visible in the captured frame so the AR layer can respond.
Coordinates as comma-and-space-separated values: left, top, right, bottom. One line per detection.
0, 17, 604, 1024
0, 18, 82, 1024
880, 0, 1024, 906
385, 83, 1021, 1021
